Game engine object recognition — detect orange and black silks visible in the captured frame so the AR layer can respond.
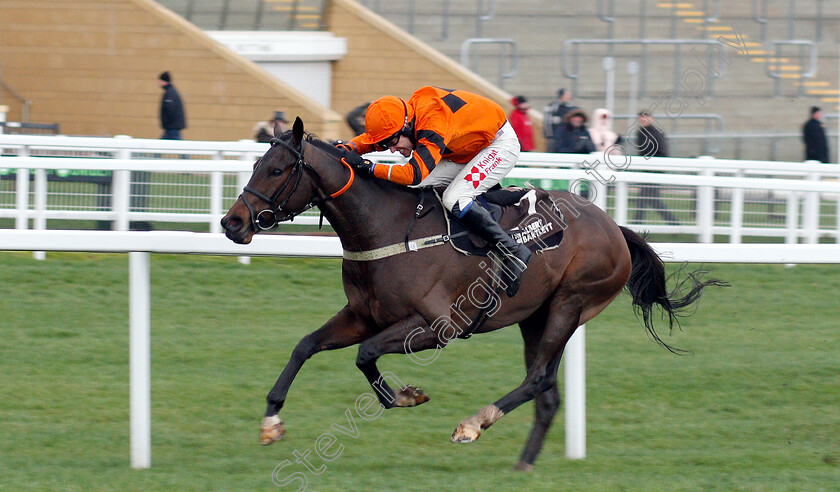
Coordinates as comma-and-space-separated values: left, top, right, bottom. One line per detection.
347, 87, 507, 186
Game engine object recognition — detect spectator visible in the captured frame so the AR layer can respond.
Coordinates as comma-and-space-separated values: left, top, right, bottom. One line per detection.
550, 108, 595, 154
136, 70, 187, 231
803, 106, 830, 163
253, 111, 289, 143
633, 112, 679, 224
346, 102, 371, 136
543, 88, 576, 150
635, 112, 668, 158
588, 108, 621, 156
158, 71, 186, 140
508, 95, 535, 151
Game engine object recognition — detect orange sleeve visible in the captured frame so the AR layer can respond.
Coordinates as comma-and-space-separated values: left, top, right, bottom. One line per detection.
371, 154, 426, 185
345, 136, 376, 155
371, 99, 451, 185
370, 134, 446, 185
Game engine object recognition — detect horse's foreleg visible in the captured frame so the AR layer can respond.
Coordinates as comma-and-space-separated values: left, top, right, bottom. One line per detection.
451, 294, 581, 445
261, 305, 374, 445
355, 313, 441, 409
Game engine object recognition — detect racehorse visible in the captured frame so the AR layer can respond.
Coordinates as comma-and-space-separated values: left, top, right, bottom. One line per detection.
220, 118, 724, 470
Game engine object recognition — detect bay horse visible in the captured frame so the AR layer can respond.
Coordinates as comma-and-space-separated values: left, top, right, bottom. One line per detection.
220, 118, 723, 470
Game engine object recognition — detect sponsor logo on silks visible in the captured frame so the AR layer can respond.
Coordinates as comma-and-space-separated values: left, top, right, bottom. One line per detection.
463, 150, 502, 189
463, 166, 487, 189
510, 218, 554, 245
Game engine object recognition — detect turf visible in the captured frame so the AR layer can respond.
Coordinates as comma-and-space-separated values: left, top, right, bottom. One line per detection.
0, 253, 838, 491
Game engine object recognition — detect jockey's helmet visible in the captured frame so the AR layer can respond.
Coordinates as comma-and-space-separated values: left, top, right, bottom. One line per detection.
357, 96, 412, 146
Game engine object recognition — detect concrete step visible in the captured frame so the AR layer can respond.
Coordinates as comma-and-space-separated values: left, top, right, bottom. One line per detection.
155, 0, 321, 31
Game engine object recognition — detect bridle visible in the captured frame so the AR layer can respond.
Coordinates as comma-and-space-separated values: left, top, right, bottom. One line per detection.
239, 136, 355, 231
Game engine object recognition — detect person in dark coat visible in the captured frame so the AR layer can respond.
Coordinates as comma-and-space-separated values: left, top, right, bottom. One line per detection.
633, 112, 680, 224
802, 106, 830, 163
254, 111, 289, 143
542, 88, 577, 150
346, 102, 371, 136
550, 108, 595, 154
134, 71, 187, 231
635, 112, 668, 158
158, 71, 186, 140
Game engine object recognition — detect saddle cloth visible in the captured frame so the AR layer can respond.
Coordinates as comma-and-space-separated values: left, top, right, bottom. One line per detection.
430, 186, 566, 256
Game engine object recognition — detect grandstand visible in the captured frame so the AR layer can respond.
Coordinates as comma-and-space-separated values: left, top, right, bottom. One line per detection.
156, 0, 840, 161
360, 0, 840, 161
2, 0, 839, 160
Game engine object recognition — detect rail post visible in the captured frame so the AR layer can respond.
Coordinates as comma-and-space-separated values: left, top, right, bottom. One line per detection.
14, 146, 29, 231
33, 168, 47, 260
729, 170, 744, 244
565, 325, 586, 459
129, 251, 151, 469
802, 170, 820, 244
697, 159, 715, 243
210, 151, 223, 234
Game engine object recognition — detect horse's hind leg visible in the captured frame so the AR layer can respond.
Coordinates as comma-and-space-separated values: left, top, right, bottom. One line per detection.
515, 309, 564, 471
515, 354, 562, 470
451, 292, 581, 445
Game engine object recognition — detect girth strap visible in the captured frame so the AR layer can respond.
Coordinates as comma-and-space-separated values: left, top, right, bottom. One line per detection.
343, 233, 465, 262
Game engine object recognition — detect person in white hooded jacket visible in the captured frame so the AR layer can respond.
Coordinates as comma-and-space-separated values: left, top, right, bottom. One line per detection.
588, 108, 621, 155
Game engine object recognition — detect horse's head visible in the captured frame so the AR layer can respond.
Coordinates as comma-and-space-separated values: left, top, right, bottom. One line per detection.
221, 117, 322, 244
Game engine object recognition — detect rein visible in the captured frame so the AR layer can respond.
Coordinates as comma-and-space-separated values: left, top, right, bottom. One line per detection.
240, 136, 354, 231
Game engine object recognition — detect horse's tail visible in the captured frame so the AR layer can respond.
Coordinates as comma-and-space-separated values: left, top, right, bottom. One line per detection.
619, 226, 728, 354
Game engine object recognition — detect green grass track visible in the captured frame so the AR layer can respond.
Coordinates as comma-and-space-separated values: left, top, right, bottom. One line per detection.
1, 253, 838, 491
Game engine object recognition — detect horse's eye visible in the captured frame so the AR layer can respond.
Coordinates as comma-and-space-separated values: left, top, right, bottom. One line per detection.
271, 168, 283, 176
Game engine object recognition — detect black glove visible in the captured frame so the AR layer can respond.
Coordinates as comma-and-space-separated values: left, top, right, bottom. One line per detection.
341, 150, 374, 173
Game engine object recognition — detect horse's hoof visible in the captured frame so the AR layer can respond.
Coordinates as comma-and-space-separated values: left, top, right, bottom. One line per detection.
394, 385, 430, 407
260, 415, 285, 446
514, 461, 534, 472
450, 422, 481, 443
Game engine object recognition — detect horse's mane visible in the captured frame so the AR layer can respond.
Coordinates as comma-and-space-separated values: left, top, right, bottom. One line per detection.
299, 132, 421, 198
303, 133, 345, 160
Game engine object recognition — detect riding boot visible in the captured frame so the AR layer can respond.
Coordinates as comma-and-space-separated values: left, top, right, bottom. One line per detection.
459, 204, 532, 297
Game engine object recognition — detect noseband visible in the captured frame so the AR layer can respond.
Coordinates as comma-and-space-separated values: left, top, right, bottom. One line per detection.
240, 136, 354, 231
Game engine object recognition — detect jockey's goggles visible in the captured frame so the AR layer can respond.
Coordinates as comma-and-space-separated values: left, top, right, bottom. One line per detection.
376, 132, 401, 149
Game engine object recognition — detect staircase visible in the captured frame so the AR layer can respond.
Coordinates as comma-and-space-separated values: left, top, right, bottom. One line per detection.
156, 0, 327, 30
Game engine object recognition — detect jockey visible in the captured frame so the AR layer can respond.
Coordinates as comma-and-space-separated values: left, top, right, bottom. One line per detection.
338, 86, 531, 297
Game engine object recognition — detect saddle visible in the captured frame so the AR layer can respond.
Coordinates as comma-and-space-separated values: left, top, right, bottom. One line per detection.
342, 186, 565, 264
418, 185, 567, 339
423, 186, 566, 257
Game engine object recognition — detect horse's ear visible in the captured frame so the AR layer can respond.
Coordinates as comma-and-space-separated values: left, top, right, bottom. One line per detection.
292, 117, 304, 146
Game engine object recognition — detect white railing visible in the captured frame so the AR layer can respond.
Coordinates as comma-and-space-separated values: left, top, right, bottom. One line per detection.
3, 134, 840, 244
4, 133, 837, 175
0, 135, 267, 232
4, 229, 839, 469
1, 157, 253, 232
5, 230, 840, 262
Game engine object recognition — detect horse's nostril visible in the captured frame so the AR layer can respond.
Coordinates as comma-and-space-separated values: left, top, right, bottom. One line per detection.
221, 216, 241, 232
